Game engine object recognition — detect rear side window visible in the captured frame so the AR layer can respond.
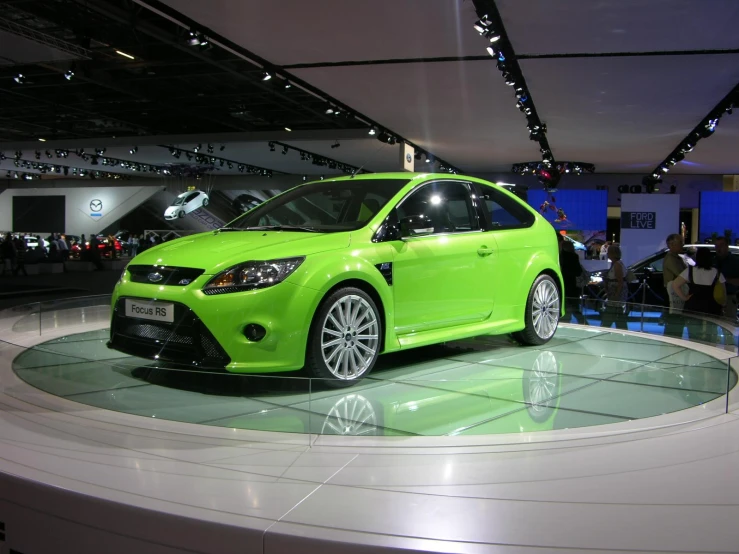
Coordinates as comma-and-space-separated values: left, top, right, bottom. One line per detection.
475, 185, 535, 230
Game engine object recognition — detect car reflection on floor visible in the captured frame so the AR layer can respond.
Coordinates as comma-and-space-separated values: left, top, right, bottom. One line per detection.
12, 328, 734, 437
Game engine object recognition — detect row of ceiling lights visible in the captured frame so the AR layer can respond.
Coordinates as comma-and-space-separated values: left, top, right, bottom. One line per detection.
471, 4, 584, 190
642, 86, 738, 192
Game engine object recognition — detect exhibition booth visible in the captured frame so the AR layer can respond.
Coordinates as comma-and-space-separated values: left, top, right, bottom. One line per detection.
0, 292, 737, 553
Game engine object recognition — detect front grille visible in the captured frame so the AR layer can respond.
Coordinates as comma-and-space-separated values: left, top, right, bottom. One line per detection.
127, 265, 205, 286
109, 298, 230, 369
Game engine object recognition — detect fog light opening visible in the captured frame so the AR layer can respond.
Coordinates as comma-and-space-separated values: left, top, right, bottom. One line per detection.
244, 324, 267, 342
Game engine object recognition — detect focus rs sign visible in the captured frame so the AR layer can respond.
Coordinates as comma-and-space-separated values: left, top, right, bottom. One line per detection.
621, 211, 657, 229
125, 299, 174, 322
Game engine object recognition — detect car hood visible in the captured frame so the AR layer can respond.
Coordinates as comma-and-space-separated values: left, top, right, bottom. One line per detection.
164, 206, 178, 215
130, 230, 351, 273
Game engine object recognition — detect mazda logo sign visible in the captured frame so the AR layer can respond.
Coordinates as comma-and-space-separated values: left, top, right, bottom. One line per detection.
147, 272, 163, 283
89, 199, 103, 211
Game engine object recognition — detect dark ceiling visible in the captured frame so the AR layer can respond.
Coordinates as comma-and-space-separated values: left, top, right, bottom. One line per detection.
1, 0, 739, 179
0, 0, 365, 141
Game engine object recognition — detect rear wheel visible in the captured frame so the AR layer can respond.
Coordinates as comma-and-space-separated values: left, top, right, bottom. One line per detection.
513, 274, 560, 346
202, 197, 209, 207
306, 287, 381, 388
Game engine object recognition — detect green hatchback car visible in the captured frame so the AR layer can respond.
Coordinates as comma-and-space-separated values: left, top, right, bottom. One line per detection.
109, 173, 563, 385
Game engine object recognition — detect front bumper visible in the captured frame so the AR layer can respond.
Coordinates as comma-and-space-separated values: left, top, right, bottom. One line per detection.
109, 276, 320, 373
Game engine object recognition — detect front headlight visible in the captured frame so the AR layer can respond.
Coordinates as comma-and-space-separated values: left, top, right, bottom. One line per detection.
202, 257, 304, 295
118, 264, 129, 285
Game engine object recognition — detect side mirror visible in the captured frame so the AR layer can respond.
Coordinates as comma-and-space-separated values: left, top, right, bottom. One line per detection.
400, 215, 435, 238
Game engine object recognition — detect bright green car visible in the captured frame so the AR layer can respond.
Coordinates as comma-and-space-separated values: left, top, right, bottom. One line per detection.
109, 173, 562, 386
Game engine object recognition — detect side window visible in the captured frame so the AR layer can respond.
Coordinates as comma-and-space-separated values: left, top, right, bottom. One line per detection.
476, 186, 535, 230
186, 192, 199, 203
397, 181, 478, 234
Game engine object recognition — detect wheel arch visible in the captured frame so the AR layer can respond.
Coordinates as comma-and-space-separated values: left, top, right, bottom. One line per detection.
310, 278, 388, 353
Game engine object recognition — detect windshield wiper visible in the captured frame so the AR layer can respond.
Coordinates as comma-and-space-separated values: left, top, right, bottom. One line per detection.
243, 225, 322, 233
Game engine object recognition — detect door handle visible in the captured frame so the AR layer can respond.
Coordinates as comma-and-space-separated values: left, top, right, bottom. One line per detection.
477, 246, 494, 257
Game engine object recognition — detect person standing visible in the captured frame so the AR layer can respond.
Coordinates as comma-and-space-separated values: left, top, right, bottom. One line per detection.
663, 233, 687, 337
601, 244, 628, 330
672, 247, 726, 343
714, 237, 739, 323
130, 234, 140, 257
559, 240, 586, 324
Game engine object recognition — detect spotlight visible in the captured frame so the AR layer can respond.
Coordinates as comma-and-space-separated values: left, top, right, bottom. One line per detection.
262, 71, 273, 81
536, 167, 561, 191
320, 175, 325, 180
187, 31, 208, 46
330, 141, 340, 149
207, 144, 214, 153
129, 146, 138, 154
227, 162, 233, 169
473, 16, 491, 34
368, 127, 377, 136
284, 81, 292, 89
503, 74, 516, 86
95, 148, 106, 155
486, 31, 501, 43
45, 150, 52, 158
486, 44, 497, 57
282, 145, 289, 155
13, 73, 26, 84
268, 142, 275, 152
193, 143, 201, 152
238, 164, 244, 172
64, 69, 75, 81
325, 106, 334, 115
377, 131, 397, 145
220, 145, 226, 151
284, 127, 292, 132
425, 154, 434, 163
34, 151, 41, 160
302, 175, 307, 181
91, 156, 99, 165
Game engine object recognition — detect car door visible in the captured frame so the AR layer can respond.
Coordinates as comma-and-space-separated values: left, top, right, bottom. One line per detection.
184, 192, 200, 213
473, 182, 537, 316
390, 180, 497, 334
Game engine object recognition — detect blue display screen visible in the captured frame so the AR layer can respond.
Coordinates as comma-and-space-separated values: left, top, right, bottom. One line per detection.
527, 189, 607, 231
699, 191, 739, 242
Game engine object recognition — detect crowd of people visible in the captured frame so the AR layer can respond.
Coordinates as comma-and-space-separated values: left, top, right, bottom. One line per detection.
0, 231, 162, 275
557, 231, 739, 342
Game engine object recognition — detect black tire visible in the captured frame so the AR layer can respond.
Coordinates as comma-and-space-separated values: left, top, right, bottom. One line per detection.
178, 210, 185, 218
306, 287, 382, 388
512, 274, 560, 346
202, 197, 209, 207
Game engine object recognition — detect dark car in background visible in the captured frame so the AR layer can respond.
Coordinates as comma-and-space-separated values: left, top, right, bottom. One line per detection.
586, 244, 739, 311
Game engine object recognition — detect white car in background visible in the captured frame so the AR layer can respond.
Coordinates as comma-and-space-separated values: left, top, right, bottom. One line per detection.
164, 190, 209, 220
24, 235, 50, 250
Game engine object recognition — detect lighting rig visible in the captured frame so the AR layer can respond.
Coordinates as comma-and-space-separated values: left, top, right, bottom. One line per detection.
267, 141, 364, 175
471, 1, 594, 190
642, 83, 739, 193
165, 146, 276, 177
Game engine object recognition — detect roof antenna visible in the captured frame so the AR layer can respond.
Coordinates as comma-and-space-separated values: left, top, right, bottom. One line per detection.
350, 140, 392, 178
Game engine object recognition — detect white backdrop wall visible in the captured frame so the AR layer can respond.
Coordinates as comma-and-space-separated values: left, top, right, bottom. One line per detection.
0, 186, 162, 236
619, 193, 681, 266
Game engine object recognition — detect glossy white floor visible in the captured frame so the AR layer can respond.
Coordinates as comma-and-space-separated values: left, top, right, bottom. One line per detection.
1, 301, 739, 554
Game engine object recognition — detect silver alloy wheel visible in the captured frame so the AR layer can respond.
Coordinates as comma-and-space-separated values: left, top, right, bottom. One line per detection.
528, 351, 558, 413
320, 294, 379, 380
321, 394, 378, 436
532, 279, 560, 340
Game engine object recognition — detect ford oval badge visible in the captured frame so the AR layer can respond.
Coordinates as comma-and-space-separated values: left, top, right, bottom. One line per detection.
148, 272, 163, 283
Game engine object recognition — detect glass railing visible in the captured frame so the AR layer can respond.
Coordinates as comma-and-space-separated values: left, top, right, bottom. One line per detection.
1, 294, 736, 442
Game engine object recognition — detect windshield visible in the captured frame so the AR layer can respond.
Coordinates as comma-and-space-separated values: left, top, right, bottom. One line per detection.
172, 196, 187, 206
225, 178, 410, 232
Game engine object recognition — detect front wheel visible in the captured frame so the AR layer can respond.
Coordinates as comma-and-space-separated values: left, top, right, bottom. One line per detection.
306, 287, 381, 388
513, 274, 560, 346
178, 210, 185, 218
202, 197, 209, 207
